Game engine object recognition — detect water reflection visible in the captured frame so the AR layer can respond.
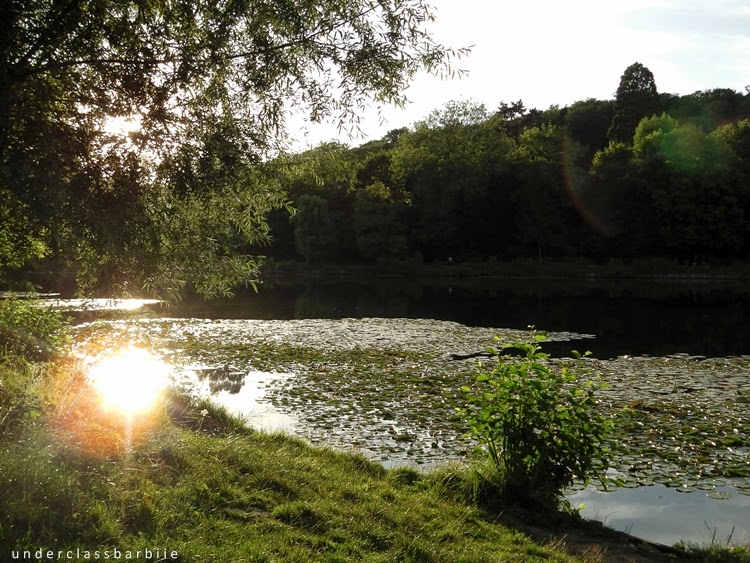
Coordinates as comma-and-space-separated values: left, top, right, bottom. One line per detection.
48, 297, 160, 311
168, 278, 750, 358
570, 484, 750, 547
212, 372, 298, 433
176, 367, 298, 433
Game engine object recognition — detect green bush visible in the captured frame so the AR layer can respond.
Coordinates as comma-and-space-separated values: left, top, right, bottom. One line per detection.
0, 296, 68, 360
457, 331, 611, 509
0, 297, 69, 436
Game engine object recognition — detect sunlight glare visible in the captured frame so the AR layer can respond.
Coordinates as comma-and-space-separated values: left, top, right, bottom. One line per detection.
103, 115, 142, 137
88, 348, 170, 415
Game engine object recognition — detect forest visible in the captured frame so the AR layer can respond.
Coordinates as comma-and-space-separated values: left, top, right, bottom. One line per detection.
266, 63, 750, 268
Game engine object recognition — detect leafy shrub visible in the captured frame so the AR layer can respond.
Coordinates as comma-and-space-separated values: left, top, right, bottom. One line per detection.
0, 297, 70, 436
0, 296, 68, 360
457, 331, 611, 509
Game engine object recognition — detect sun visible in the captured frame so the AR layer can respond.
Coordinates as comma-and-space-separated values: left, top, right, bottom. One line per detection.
88, 348, 171, 415
102, 114, 142, 137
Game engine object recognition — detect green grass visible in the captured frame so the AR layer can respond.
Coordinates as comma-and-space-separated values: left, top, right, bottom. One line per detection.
0, 355, 591, 562
674, 542, 750, 562
1, 411, 581, 562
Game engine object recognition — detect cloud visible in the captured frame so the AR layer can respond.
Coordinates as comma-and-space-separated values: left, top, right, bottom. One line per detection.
619, 0, 750, 38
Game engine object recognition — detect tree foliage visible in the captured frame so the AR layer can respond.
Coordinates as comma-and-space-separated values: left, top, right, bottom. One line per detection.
266, 86, 750, 266
0, 190, 47, 273
511, 125, 584, 258
716, 118, 750, 174
564, 98, 615, 160
0, 0, 462, 295
390, 101, 515, 259
633, 117, 742, 258
290, 194, 336, 264
608, 62, 661, 144
353, 181, 408, 262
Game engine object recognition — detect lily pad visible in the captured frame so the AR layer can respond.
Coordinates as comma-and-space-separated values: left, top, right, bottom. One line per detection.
706, 491, 732, 500
70, 317, 750, 480
675, 486, 696, 493
696, 483, 716, 491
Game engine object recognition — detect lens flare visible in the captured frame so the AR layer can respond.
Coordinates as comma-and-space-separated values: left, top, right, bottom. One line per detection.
88, 348, 170, 415
561, 135, 613, 236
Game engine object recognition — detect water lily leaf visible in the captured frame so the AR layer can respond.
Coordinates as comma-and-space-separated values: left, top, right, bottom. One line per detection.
675, 486, 696, 493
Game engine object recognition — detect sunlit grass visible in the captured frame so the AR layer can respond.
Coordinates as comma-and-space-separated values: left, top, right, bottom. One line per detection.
0, 387, 585, 562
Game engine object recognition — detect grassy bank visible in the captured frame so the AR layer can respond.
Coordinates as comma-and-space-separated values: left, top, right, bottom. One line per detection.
1, 427, 580, 561
0, 353, 591, 562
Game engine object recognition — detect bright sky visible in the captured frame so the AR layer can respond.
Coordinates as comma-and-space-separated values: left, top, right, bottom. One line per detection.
288, 0, 750, 150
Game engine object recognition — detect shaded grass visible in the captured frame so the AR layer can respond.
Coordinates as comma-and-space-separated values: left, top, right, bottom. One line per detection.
674, 543, 750, 563
674, 524, 750, 563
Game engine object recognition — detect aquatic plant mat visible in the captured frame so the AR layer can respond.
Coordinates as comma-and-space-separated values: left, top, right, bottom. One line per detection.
73, 318, 750, 495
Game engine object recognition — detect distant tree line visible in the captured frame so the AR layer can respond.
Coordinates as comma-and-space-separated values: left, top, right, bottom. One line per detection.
264, 63, 750, 265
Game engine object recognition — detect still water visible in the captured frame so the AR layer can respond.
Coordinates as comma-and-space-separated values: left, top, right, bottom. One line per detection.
66, 276, 750, 547
571, 484, 750, 547
170, 276, 750, 359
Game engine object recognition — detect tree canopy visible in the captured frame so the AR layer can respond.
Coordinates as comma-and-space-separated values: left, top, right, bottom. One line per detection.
608, 62, 660, 144
270, 85, 750, 266
0, 0, 463, 296
4, 31, 750, 290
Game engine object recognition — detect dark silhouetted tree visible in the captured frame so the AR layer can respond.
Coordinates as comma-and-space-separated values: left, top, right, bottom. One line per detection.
353, 182, 408, 262
564, 98, 615, 161
608, 62, 660, 144
291, 195, 336, 263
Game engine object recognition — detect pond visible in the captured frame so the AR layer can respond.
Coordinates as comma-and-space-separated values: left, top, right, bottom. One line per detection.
60, 276, 750, 547
161, 276, 750, 359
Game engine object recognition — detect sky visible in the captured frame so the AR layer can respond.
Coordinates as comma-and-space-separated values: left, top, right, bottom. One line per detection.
287, 0, 750, 150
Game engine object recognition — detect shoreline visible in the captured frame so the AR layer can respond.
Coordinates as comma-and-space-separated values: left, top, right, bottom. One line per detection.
259, 258, 750, 283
